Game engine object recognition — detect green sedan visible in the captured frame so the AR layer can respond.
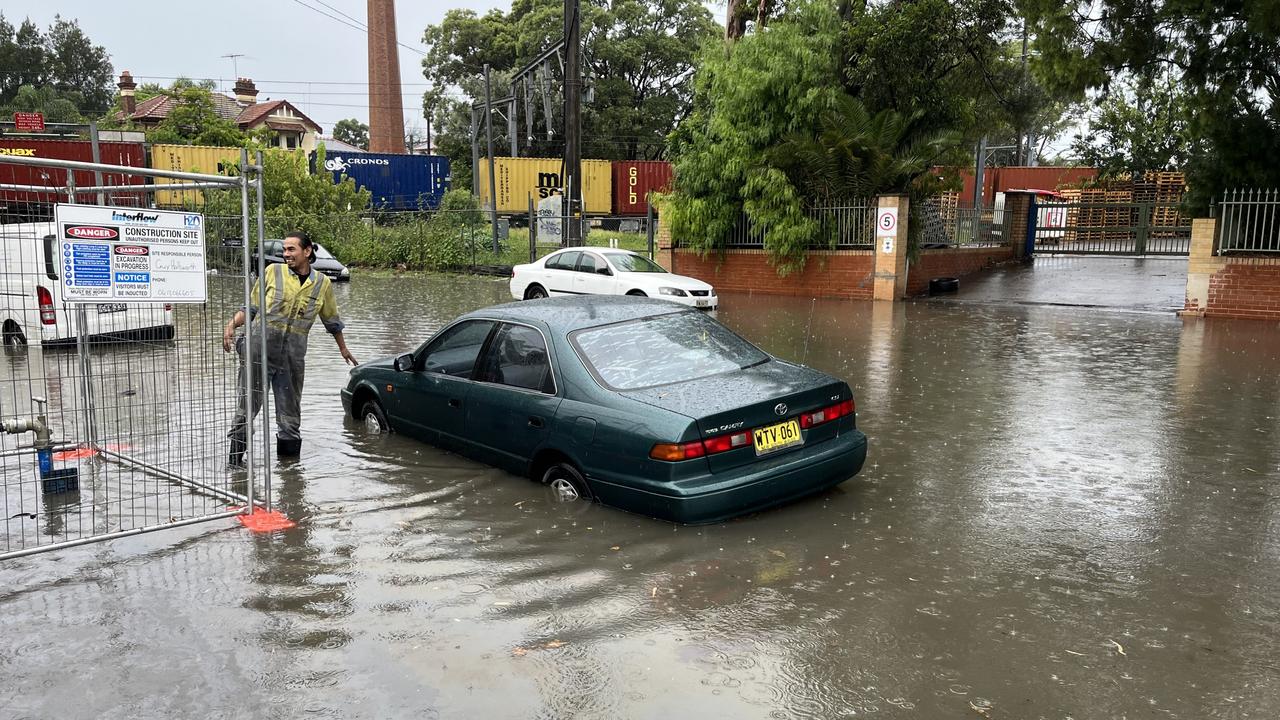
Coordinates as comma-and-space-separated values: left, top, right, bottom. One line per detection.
340, 296, 867, 524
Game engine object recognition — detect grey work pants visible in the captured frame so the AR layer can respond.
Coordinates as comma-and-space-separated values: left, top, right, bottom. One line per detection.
228, 333, 307, 443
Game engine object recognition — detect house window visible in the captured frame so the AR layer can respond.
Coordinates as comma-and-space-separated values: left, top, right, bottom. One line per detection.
285, 134, 298, 150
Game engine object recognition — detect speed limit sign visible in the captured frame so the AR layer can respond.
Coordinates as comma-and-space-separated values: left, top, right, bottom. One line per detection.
876, 207, 898, 238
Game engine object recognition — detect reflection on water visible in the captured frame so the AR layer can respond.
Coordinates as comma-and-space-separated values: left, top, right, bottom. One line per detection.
2, 275, 1279, 718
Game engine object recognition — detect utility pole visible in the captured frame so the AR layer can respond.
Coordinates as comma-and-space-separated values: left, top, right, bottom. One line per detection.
563, 0, 583, 246
973, 136, 988, 209
1018, 19, 1029, 166
484, 63, 499, 253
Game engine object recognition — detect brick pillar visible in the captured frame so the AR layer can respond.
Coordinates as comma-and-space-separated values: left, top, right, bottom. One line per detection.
367, 0, 406, 153
1002, 191, 1035, 260
1181, 218, 1223, 317
873, 194, 910, 301
654, 218, 674, 272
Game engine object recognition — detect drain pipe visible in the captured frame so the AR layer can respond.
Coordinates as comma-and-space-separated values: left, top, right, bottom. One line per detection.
3, 397, 52, 473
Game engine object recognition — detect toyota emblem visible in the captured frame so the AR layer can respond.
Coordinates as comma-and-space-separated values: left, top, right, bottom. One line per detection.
774, 403, 788, 416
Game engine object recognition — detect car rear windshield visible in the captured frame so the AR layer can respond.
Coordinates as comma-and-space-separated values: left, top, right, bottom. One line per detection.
572, 311, 769, 390
314, 244, 335, 259
603, 253, 666, 273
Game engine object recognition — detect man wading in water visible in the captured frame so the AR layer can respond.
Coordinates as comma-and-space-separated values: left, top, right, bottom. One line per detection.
223, 231, 356, 463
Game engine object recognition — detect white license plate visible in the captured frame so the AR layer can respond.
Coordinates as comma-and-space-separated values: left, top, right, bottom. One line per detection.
695, 299, 709, 307
97, 303, 127, 314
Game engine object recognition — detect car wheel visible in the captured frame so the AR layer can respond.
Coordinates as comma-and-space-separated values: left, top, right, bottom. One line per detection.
542, 461, 591, 503
526, 284, 548, 300
2, 322, 26, 349
359, 398, 389, 434
626, 290, 647, 297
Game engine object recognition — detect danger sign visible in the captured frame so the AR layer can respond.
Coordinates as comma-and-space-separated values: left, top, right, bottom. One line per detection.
876, 206, 899, 238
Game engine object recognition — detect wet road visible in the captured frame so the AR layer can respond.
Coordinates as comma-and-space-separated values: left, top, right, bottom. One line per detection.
3, 272, 1279, 719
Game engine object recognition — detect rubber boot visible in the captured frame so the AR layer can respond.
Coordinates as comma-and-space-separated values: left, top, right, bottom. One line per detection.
277, 437, 302, 458
228, 436, 247, 467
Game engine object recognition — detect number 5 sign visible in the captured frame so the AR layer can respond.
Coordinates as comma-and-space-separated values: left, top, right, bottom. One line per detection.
876, 207, 898, 238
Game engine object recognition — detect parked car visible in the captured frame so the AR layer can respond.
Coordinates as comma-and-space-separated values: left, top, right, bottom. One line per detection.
252, 238, 350, 281
510, 248, 717, 309
341, 296, 866, 523
0, 222, 174, 348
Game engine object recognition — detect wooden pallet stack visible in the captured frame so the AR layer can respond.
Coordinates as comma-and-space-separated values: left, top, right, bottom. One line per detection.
1148, 171, 1187, 236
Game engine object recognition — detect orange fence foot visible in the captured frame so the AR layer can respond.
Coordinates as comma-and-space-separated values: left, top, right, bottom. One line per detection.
237, 507, 296, 532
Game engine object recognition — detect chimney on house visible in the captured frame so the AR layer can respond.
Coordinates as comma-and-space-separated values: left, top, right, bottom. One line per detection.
367, 0, 407, 153
118, 71, 138, 116
234, 77, 259, 105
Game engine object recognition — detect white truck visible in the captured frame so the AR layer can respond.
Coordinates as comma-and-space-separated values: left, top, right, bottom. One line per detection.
1, 222, 174, 348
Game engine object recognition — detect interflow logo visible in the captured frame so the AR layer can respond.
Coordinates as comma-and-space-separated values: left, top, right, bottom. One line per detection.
325, 155, 389, 173
111, 211, 160, 224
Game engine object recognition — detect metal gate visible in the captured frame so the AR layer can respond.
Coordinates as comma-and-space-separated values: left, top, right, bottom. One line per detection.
1, 150, 274, 560
1031, 200, 1191, 255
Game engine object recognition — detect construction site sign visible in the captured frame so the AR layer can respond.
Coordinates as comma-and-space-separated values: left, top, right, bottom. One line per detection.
55, 204, 207, 303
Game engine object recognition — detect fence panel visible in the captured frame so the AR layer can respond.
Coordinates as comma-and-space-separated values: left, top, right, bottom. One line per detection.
1033, 201, 1190, 255
1217, 189, 1280, 253
722, 203, 876, 250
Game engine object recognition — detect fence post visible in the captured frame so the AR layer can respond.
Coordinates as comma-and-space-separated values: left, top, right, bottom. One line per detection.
646, 202, 656, 259
872, 194, 910, 301
529, 195, 536, 263
1181, 217, 1221, 316
1135, 202, 1150, 255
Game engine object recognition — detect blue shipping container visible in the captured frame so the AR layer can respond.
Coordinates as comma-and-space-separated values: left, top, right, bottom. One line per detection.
314, 151, 450, 210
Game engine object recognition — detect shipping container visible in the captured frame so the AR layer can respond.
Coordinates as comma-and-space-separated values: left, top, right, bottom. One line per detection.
149, 144, 243, 207
314, 151, 450, 210
477, 157, 612, 214
0, 139, 147, 211
611, 160, 673, 216
935, 166, 1098, 207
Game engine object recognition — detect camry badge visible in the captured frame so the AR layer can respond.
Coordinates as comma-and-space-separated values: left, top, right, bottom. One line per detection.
774, 403, 788, 416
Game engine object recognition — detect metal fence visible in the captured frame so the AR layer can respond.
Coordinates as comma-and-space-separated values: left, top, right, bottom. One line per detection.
921, 200, 1011, 248
1217, 189, 1280, 253
723, 204, 876, 249
1, 152, 272, 560
1031, 201, 1191, 255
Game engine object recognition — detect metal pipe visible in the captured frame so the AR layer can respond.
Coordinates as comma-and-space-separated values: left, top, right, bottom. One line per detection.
0, 510, 247, 562
0, 153, 244, 184
239, 148, 256, 511
97, 448, 255, 507
0, 442, 78, 459
255, 150, 271, 512
0, 180, 239, 194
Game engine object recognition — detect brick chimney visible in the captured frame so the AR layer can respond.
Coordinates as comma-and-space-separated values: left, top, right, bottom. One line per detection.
117, 71, 138, 116
234, 77, 259, 105
367, 0, 406, 153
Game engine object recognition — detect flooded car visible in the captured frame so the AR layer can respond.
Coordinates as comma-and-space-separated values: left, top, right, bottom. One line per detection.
341, 295, 867, 523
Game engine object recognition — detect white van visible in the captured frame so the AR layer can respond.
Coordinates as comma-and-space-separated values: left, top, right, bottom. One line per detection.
0, 222, 175, 348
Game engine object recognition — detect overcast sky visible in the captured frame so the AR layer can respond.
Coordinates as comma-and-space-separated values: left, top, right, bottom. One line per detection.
4, 0, 515, 135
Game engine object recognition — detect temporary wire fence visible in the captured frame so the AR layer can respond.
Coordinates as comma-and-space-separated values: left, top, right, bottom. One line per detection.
0, 152, 272, 560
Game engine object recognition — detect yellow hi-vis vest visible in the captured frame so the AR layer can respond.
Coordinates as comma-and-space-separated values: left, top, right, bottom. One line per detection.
253, 263, 342, 337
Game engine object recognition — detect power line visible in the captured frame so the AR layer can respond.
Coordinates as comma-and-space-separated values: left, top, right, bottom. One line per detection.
288, 0, 426, 56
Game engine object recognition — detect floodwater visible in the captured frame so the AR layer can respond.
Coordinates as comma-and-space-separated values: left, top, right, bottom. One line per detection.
3, 270, 1280, 719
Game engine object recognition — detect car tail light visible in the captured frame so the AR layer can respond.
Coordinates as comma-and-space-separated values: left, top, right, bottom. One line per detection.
650, 430, 752, 461
799, 399, 855, 429
164, 303, 173, 311
36, 286, 55, 325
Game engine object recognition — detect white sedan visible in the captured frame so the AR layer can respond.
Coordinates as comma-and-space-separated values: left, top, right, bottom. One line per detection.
510, 248, 718, 309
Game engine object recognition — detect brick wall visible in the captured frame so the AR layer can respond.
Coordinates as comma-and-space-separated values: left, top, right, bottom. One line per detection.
672, 248, 876, 300
907, 246, 1016, 296
1205, 258, 1280, 320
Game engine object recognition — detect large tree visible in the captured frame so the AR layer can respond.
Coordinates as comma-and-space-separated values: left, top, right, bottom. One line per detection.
1021, 0, 1280, 209
665, 0, 1025, 272
421, 0, 718, 185
1071, 76, 1193, 178
332, 118, 370, 150
0, 14, 114, 116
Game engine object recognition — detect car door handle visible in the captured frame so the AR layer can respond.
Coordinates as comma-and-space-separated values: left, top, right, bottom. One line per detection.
528, 416, 545, 429
448, 398, 461, 408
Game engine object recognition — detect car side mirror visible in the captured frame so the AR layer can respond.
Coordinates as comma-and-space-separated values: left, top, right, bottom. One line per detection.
393, 353, 415, 372
596, 267, 611, 276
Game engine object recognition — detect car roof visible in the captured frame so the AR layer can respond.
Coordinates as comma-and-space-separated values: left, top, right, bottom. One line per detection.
464, 295, 686, 332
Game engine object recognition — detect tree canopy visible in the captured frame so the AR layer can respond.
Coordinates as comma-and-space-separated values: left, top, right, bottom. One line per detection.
421, 0, 718, 188
1022, 0, 1280, 209
0, 14, 114, 117
333, 118, 370, 150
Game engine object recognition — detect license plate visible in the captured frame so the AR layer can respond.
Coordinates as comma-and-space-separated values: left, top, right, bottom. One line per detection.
754, 419, 803, 456
96, 303, 126, 314
695, 299, 709, 307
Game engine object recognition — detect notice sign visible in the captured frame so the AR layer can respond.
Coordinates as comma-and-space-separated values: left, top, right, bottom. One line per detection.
54, 204, 207, 303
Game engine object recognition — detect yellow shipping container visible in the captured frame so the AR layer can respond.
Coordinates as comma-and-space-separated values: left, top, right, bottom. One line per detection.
150, 144, 242, 207
476, 157, 612, 214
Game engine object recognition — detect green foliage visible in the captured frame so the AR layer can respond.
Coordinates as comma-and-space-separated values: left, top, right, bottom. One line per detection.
421, 0, 718, 184
1071, 77, 1193, 178
0, 13, 114, 116
1022, 0, 1280, 210
332, 118, 370, 150
147, 85, 247, 146
0, 84, 82, 122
